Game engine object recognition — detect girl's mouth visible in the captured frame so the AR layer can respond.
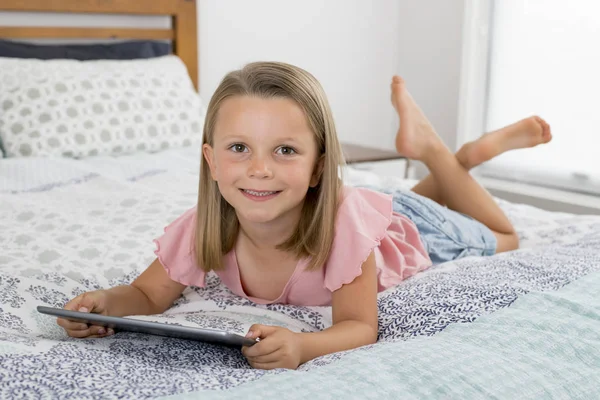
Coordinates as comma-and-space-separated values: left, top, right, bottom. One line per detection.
240, 189, 281, 201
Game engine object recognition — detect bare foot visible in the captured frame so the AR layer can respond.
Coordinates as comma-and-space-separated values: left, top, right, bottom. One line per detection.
459, 116, 552, 169
391, 76, 445, 161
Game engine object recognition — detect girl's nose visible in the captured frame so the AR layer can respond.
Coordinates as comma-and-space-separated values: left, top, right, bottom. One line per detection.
247, 155, 273, 179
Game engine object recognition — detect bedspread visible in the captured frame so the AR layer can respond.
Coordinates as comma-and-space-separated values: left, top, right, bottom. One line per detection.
1, 148, 599, 399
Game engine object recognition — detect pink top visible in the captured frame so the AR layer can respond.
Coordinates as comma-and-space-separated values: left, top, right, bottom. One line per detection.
154, 186, 432, 306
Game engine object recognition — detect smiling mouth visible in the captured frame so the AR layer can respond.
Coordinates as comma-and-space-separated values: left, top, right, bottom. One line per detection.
240, 189, 281, 197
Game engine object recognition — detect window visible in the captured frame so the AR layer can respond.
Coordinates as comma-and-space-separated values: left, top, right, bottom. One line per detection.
459, 0, 600, 195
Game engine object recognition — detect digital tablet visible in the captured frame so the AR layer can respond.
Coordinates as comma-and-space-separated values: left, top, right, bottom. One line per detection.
37, 306, 257, 347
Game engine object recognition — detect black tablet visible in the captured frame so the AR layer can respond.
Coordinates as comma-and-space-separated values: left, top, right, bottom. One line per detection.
37, 306, 257, 347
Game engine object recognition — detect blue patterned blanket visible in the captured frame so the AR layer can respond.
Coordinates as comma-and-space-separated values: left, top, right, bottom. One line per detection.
170, 268, 600, 400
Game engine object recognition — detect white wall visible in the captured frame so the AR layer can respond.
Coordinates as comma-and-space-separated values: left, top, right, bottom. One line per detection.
197, 0, 401, 149
198, 0, 466, 156
395, 0, 465, 154
0, 0, 466, 157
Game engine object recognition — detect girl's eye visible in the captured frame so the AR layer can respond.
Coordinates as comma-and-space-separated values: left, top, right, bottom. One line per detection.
230, 144, 247, 153
276, 146, 296, 155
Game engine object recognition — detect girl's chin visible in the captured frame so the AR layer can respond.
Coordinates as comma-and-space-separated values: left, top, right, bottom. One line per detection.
238, 213, 281, 225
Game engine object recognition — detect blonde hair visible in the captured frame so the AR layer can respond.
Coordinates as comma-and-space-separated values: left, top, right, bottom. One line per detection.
195, 61, 344, 272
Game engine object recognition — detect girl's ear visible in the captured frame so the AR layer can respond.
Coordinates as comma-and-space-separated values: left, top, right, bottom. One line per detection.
202, 144, 218, 181
310, 155, 325, 187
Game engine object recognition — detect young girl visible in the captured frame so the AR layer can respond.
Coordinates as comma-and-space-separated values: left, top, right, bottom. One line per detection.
57, 62, 552, 370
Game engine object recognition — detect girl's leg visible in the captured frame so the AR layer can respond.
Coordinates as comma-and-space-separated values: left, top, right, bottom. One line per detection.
411, 117, 552, 205
390, 76, 519, 252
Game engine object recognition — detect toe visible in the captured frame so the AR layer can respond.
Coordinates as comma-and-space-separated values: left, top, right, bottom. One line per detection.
533, 115, 547, 128
542, 124, 552, 142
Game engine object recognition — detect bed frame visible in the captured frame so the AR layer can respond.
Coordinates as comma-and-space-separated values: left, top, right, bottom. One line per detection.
0, 0, 199, 90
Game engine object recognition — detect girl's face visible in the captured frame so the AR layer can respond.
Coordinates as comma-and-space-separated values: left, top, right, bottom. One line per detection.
203, 95, 322, 228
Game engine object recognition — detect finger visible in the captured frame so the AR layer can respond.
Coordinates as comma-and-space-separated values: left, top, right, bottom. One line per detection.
56, 305, 96, 330
246, 324, 277, 339
242, 337, 281, 358
66, 327, 95, 338
64, 292, 99, 314
66, 326, 114, 339
56, 317, 88, 331
89, 325, 113, 336
248, 360, 284, 370
245, 324, 262, 340
63, 295, 87, 312
246, 349, 283, 364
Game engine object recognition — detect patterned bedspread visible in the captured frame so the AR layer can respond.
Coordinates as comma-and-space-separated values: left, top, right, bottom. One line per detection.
1, 148, 599, 399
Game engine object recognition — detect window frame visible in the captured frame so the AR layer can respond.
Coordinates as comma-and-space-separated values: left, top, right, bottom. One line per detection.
457, 0, 600, 196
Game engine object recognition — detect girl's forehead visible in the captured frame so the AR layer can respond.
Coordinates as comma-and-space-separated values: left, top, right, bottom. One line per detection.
219, 95, 304, 120
214, 96, 315, 141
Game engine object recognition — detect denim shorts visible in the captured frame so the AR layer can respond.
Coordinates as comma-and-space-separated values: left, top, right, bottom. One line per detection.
364, 186, 497, 265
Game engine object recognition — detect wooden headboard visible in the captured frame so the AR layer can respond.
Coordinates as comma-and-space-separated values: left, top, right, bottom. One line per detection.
0, 0, 199, 90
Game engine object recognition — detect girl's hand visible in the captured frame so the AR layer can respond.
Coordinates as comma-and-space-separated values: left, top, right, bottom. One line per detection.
241, 324, 303, 370
56, 290, 114, 339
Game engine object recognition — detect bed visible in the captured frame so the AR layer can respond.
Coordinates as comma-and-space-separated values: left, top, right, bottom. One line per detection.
1, 2, 599, 399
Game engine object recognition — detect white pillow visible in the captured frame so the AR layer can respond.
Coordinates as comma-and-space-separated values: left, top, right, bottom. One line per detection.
0, 55, 204, 158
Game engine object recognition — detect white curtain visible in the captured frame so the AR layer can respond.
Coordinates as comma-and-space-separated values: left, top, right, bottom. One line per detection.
479, 0, 600, 195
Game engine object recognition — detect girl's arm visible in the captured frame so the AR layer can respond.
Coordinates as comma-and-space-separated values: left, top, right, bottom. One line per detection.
59, 258, 186, 338
105, 258, 186, 317
297, 251, 379, 364
243, 252, 379, 369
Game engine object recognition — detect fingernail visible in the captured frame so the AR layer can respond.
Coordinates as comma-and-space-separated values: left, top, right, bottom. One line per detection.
98, 328, 105, 335
78, 307, 89, 313
107, 329, 114, 335
245, 331, 253, 338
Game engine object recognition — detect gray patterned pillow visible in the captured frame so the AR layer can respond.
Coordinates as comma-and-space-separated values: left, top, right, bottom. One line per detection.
0, 55, 204, 158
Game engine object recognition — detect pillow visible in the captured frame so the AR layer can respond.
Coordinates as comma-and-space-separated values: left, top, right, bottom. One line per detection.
0, 39, 171, 60
0, 55, 204, 158
0, 40, 173, 157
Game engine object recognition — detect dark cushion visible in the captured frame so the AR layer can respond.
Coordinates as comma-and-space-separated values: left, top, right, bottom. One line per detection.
0, 39, 171, 60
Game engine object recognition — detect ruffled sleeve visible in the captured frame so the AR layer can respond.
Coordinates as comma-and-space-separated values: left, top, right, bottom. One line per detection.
153, 206, 206, 287
323, 187, 393, 292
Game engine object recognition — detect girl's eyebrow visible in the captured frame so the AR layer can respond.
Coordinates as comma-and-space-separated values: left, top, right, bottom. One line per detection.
278, 137, 302, 144
220, 135, 303, 144
219, 134, 247, 141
